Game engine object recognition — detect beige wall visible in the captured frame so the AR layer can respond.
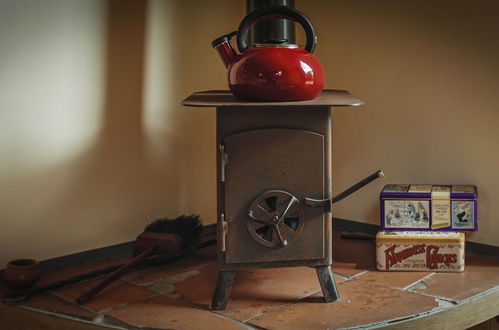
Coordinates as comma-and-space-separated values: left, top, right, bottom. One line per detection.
301, 0, 499, 247
0, 0, 498, 267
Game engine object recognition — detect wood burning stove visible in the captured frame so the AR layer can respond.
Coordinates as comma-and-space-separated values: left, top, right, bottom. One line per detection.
183, 90, 383, 310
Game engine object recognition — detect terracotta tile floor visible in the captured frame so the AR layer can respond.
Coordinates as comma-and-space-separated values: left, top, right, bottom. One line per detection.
410, 256, 499, 302
2, 232, 499, 329
249, 280, 439, 329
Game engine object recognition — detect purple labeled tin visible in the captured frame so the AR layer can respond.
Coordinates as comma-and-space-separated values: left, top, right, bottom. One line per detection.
380, 184, 477, 231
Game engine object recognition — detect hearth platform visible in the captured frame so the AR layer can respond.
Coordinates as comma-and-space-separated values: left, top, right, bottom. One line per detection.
2, 230, 499, 329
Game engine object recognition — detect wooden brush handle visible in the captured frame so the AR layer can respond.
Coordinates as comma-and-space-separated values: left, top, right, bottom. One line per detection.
76, 245, 156, 305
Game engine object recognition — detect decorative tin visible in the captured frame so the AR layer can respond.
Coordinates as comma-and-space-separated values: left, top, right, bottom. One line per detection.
376, 231, 465, 272
380, 184, 477, 231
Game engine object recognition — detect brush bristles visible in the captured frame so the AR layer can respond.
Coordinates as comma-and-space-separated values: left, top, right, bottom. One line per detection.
144, 214, 203, 250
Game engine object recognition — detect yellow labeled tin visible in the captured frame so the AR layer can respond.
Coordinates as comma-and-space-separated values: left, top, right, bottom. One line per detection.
376, 231, 465, 272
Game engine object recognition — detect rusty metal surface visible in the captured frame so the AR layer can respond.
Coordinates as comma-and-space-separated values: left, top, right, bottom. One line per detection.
216, 107, 332, 268
224, 128, 325, 264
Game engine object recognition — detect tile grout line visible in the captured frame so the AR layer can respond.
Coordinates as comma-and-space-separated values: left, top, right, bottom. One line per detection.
331, 267, 373, 281
210, 311, 266, 330
51, 291, 100, 314
408, 283, 499, 306
332, 272, 355, 280
177, 298, 266, 328
243, 289, 323, 323
402, 272, 436, 291
91, 293, 164, 327
172, 299, 264, 330
17, 304, 128, 330
458, 284, 499, 304
24, 290, 130, 329
404, 288, 459, 305
14, 288, 146, 329
339, 270, 371, 281
375, 272, 463, 305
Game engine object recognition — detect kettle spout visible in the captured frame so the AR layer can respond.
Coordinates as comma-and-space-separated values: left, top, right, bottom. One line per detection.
212, 31, 238, 68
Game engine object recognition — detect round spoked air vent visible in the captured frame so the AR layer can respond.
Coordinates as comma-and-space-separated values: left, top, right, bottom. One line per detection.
247, 190, 305, 248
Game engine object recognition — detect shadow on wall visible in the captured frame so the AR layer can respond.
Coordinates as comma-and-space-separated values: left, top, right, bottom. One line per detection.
166, 0, 244, 221
63, 0, 182, 235
45, 0, 185, 249
0, 0, 180, 266
0, 0, 245, 266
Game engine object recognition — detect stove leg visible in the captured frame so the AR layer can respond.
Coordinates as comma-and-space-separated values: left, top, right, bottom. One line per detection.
211, 270, 235, 310
315, 265, 339, 302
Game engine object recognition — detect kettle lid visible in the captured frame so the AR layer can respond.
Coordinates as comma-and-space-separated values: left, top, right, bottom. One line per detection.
252, 38, 298, 48
252, 43, 299, 48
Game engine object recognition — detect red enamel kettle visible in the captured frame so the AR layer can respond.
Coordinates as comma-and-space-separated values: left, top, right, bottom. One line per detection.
212, 6, 324, 102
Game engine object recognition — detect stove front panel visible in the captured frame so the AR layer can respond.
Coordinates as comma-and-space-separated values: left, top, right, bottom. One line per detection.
224, 128, 325, 264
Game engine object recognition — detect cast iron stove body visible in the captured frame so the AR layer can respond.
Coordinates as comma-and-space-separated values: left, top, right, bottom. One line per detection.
183, 90, 381, 310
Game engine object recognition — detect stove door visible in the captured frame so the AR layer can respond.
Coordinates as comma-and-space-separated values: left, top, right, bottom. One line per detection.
223, 128, 325, 264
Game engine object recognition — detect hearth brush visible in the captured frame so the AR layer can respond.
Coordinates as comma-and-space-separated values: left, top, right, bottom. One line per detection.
76, 215, 203, 304
2, 221, 215, 305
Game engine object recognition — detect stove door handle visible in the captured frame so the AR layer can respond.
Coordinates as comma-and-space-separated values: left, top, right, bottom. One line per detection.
304, 198, 330, 207
304, 197, 331, 212
304, 170, 385, 211
331, 170, 384, 205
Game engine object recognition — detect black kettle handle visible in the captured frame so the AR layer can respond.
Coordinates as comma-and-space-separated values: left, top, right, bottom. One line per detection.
237, 5, 317, 53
